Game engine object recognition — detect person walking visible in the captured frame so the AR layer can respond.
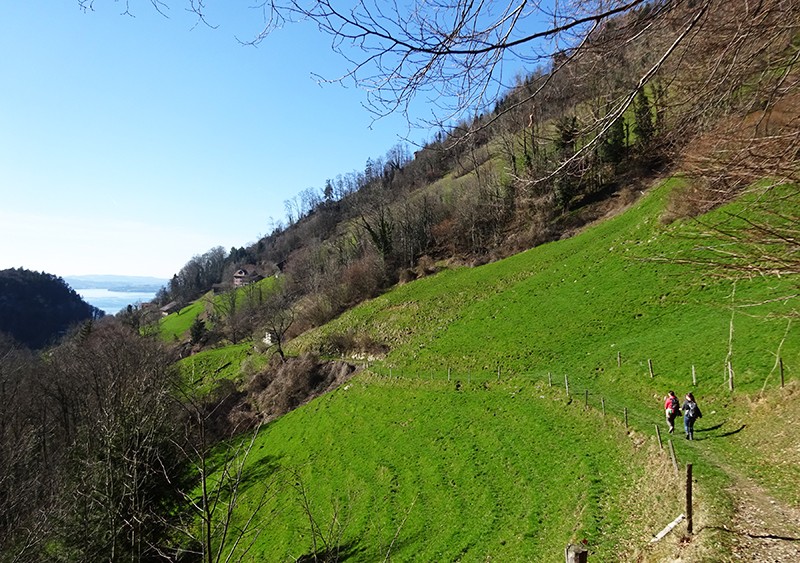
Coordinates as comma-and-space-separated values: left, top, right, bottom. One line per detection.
682, 392, 702, 440
664, 390, 680, 434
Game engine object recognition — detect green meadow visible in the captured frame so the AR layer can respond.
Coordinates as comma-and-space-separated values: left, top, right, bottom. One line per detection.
194, 180, 799, 561
160, 277, 278, 342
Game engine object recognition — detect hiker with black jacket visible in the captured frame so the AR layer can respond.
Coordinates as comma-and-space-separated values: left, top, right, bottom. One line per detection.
682, 392, 702, 440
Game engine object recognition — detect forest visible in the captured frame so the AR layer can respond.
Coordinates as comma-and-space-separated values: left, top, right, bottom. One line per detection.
0, 268, 103, 349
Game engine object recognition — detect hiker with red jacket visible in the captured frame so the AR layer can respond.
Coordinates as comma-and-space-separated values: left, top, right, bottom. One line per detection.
664, 390, 680, 434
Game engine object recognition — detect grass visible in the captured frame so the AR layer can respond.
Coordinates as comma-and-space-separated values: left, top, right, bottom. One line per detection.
159, 298, 207, 342
221, 376, 681, 561
194, 178, 799, 560
176, 342, 266, 396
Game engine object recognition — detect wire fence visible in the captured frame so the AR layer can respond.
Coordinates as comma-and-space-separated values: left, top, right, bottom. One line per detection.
363, 363, 667, 429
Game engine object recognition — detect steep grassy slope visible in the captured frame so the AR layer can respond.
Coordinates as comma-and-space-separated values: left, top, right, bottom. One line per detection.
223, 377, 686, 561
203, 179, 799, 561
296, 179, 798, 408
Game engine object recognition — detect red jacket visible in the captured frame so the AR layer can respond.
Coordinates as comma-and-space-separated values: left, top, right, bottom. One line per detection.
664, 395, 679, 411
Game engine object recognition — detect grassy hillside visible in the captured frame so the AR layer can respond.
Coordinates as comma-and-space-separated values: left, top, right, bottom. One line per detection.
200, 179, 799, 561
160, 277, 278, 342
222, 377, 684, 561
160, 298, 207, 342
295, 179, 797, 401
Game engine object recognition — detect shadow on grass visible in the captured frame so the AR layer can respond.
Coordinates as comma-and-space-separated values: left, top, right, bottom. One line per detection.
696, 423, 725, 433
703, 526, 800, 542
238, 454, 282, 490
694, 423, 746, 440
295, 540, 364, 562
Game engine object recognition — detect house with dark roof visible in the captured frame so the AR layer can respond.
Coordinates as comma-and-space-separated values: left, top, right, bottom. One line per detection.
233, 266, 263, 287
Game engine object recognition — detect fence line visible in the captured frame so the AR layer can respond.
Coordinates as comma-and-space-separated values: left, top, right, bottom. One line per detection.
360, 351, 792, 467
364, 364, 668, 431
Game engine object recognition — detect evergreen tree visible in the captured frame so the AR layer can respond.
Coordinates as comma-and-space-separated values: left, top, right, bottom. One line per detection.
555, 115, 579, 156
190, 317, 207, 345
633, 90, 655, 148
600, 116, 626, 165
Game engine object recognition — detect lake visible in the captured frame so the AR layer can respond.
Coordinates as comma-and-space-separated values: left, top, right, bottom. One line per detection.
77, 288, 159, 316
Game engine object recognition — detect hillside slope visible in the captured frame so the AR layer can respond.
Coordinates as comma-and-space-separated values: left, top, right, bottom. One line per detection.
205, 179, 799, 561
0, 268, 103, 349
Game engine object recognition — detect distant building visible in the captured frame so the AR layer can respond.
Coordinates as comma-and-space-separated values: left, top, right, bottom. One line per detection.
159, 301, 180, 316
233, 266, 263, 287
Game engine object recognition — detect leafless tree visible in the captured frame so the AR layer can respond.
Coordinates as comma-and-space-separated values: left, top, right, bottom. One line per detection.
0, 320, 186, 562
259, 281, 297, 361
160, 391, 278, 563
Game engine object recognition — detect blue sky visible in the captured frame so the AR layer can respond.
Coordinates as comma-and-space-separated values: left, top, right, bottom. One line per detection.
0, 2, 417, 278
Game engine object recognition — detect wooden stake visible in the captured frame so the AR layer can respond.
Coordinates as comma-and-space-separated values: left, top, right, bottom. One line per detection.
548, 371, 552, 387
624, 407, 628, 429
565, 374, 570, 396
728, 361, 734, 392
565, 544, 588, 563
448, 367, 451, 382
692, 364, 696, 386
650, 514, 685, 544
655, 424, 663, 449
617, 351, 621, 367
601, 397, 605, 416
668, 440, 679, 474
780, 357, 785, 388
686, 463, 693, 535
648, 359, 654, 378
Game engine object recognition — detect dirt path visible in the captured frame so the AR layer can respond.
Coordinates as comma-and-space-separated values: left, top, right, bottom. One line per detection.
724, 477, 800, 561
713, 468, 800, 561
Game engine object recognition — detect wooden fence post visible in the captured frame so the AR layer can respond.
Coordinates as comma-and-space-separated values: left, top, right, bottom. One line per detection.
565, 374, 570, 396
565, 544, 588, 563
655, 424, 663, 449
448, 367, 451, 382
648, 359, 654, 378
686, 463, 693, 535
728, 361, 734, 392
601, 397, 605, 417
668, 440, 679, 474
617, 351, 621, 367
780, 357, 785, 388
692, 364, 696, 386
548, 372, 552, 387
624, 407, 628, 429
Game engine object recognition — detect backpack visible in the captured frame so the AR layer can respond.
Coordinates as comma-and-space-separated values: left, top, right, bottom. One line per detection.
686, 401, 701, 419
669, 396, 679, 411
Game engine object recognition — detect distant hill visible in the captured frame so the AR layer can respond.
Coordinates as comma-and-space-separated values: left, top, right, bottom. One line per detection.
64, 274, 168, 293
0, 268, 104, 349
